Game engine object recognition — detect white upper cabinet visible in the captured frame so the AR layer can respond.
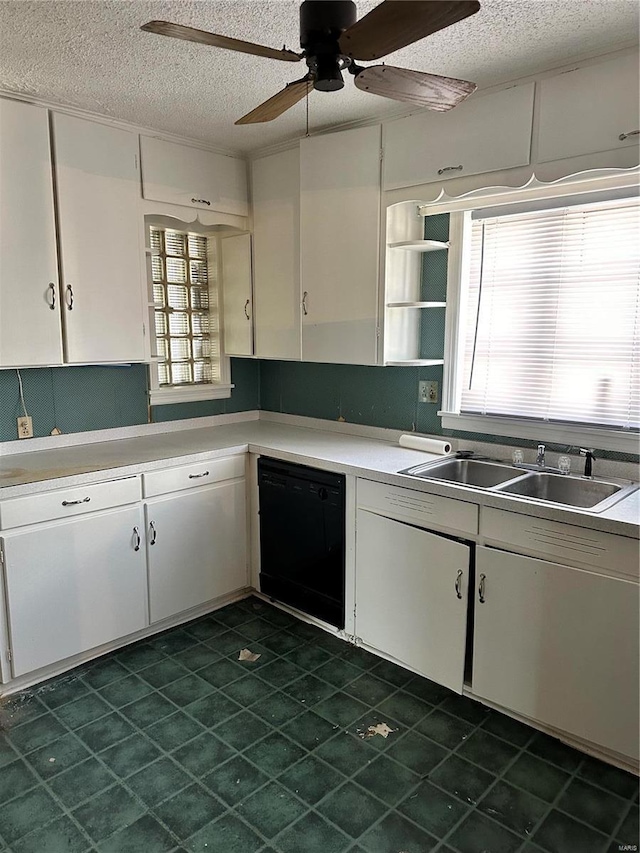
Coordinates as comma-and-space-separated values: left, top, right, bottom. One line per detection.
383, 83, 535, 190
252, 149, 301, 361
0, 99, 63, 367
300, 125, 381, 365
52, 113, 145, 363
140, 136, 248, 217
537, 53, 640, 164
221, 232, 253, 356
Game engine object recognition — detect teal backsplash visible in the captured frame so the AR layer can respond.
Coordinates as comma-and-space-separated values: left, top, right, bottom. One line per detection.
0, 359, 260, 443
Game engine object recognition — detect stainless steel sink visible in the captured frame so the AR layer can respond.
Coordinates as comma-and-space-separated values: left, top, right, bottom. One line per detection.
496, 472, 637, 510
400, 457, 638, 512
401, 458, 524, 488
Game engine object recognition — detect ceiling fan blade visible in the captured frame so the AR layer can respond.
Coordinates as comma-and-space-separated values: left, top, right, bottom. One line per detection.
339, 0, 480, 61
235, 76, 314, 124
354, 65, 476, 111
141, 21, 303, 62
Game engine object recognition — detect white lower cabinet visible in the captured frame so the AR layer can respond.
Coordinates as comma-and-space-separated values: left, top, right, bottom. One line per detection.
1, 505, 147, 677
145, 479, 247, 623
472, 545, 640, 761
355, 509, 470, 693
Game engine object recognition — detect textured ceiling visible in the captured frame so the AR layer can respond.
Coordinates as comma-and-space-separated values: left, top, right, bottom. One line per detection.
0, 0, 638, 154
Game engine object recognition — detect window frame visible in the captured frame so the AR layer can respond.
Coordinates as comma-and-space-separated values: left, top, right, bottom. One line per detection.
146, 220, 233, 406
440, 188, 640, 453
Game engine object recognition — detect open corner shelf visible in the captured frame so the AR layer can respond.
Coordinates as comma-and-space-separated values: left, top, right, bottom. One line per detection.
385, 359, 445, 367
387, 240, 449, 252
387, 301, 447, 309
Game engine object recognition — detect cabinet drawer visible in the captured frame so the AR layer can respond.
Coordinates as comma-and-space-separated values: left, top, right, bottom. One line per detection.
143, 455, 245, 497
481, 508, 638, 578
357, 479, 478, 536
0, 477, 141, 530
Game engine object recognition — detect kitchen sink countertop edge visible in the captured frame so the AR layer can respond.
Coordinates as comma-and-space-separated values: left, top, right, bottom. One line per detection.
0, 415, 638, 538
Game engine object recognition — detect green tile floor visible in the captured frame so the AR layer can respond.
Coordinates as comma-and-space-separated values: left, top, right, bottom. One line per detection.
0, 597, 637, 853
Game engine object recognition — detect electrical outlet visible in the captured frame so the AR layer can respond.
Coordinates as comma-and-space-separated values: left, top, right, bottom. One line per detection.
418, 381, 439, 404
17, 416, 33, 439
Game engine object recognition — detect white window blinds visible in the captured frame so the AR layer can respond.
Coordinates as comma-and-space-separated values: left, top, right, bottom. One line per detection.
461, 196, 640, 431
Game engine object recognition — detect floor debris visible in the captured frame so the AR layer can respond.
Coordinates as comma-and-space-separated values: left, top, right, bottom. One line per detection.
360, 722, 396, 739
238, 648, 261, 662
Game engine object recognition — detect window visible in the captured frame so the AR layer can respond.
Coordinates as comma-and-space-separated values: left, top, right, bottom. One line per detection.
148, 225, 231, 404
442, 194, 640, 451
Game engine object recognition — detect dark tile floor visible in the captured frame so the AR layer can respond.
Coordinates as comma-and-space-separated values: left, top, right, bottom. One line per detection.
0, 596, 637, 853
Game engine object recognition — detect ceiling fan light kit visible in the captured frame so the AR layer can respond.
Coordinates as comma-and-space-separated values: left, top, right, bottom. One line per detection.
141, 0, 480, 124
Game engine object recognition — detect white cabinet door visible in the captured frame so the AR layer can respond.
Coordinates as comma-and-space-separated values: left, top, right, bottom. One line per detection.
252, 149, 301, 360
383, 84, 534, 190
146, 479, 247, 623
140, 136, 249, 217
355, 509, 470, 693
473, 546, 640, 760
537, 53, 640, 164
2, 506, 147, 677
0, 99, 63, 367
300, 125, 381, 365
221, 232, 253, 356
52, 113, 145, 363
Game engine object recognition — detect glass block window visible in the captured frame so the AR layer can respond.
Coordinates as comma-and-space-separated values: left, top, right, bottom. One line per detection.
150, 227, 221, 386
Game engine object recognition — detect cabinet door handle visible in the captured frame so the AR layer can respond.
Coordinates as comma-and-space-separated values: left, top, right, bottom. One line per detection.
244, 299, 251, 320
188, 471, 210, 479
302, 291, 308, 316
455, 569, 463, 599
65, 284, 74, 310
133, 526, 141, 552
61, 496, 91, 507
437, 164, 463, 175
191, 197, 211, 205
619, 130, 639, 141
478, 573, 486, 603
48, 283, 56, 310
149, 521, 157, 545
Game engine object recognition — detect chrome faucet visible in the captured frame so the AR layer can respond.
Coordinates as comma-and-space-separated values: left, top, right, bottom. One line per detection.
536, 444, 546, 467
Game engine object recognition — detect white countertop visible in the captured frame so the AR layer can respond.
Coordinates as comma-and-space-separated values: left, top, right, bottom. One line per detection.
1, 418, 638, 538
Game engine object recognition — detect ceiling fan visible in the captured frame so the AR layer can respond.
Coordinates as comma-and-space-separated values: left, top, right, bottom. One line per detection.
141, 0, 480, 125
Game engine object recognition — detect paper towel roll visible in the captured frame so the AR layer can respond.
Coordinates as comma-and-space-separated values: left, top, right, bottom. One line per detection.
399, 434, 452, 455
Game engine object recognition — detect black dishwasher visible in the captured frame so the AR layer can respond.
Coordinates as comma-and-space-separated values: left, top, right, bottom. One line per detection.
258, 457, 345, 629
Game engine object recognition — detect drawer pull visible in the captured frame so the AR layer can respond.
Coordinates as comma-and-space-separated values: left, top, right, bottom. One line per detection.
302, 291, 309, 316
61, 496, 91, 507
65, 284, 74, 310
133, 526, 141, 552
618, 130, 639, 141
244, 299, 251, 320
48, 283, 56, 310
478, 573, 486, 604
455, 569, 463, 599
191, 197, 211, 206
149, 521, 157, 545
188, 471, 210, 479
437, 164, 463, 175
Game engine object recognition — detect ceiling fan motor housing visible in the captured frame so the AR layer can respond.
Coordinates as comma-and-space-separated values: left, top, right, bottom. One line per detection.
300, 0, 357, 91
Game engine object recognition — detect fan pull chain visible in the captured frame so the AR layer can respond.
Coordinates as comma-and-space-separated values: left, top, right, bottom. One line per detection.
305, 80, 310, 137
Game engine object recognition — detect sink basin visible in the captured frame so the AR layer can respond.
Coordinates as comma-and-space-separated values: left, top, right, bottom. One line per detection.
496, 472, 635, 510
401, 458, 524, 488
